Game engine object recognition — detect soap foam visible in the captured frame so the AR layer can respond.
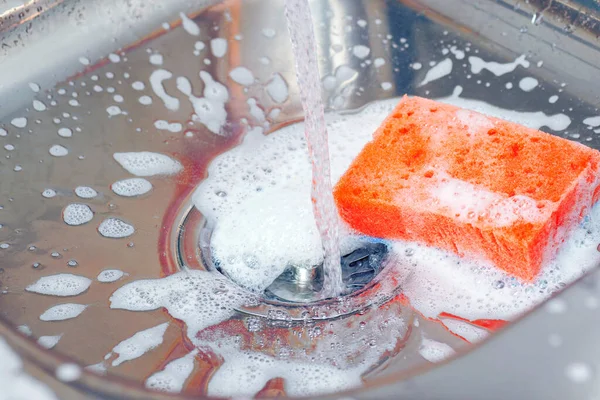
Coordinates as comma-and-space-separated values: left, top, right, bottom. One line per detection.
0, 338, 58, 400
418, 337, 456, 363
113, 152, 183, 177
149, 69, 180, 111
210, 38, 228, 58
110, 270, 256, 343
583, 116, 600, 128
468, 54, 530, 76
33, 100, 47, 111
180, 12, 200, 36
55, 363, 81, 382
389, 201, 600, 322
97, 269, 125, 283
108, 323, 169, 367
98, 218, 135, 238
10, 117, 27, 128
419, 58, 453, 87
440, 319, 489, 343
154, 120, 183, 132
186, 72, 229, 135
145, 349, 198, 393
111, 178, 153, 197
26, 274, 92, 296
74, 186, 98, 199
352, 45, 370, 59
63, 203, 94, 226
49, 144, 69, 157
40, 303, 87, 321
266, 73, 289, 104
38, 335, 63, 349
207, 339, 363, 398
519, 77, 539, 92
149, 53, 164, 66
229, 67, 255, 86
441, 86, 571, 131
193, 91, 594, 322
58, 127, 73, 137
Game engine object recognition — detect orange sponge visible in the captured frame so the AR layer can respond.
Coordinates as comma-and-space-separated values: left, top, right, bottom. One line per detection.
334, 96, 600, 281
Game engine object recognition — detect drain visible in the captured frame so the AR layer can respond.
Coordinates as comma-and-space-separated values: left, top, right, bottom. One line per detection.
171, 200, 403, 321
264, 242, 389, 303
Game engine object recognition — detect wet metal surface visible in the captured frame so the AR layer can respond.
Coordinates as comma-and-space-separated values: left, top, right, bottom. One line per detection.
0, 0, 598, 399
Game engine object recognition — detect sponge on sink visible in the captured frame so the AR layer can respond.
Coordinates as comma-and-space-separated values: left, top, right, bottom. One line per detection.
334, 96, 600, 281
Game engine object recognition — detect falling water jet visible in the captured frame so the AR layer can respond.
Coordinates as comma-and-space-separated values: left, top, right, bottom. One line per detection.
284, 0, 344, 298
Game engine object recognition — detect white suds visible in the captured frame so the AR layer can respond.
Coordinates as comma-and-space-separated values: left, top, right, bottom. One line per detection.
149, 69, 180, 111
56, 363, 81, 382
519, 77, 539, 92
74, 186, 98, 199
149, 53, 164, 66
468, 54, 530, 76
419, 58, 453, 86
97, 269, 125, 283
40, 303, 87, 321
154, 120, 183, 132
210, 38, 228, 58
33, 100, 47, 111
42, 189, 57, 198
180, 12, 200, 36
145, 350, 198, 393
187, 72, 229, 135
441, 86, 571, 131
38, 335, 63, 349
109, 323, 169, 366
352, 45, 371, 59
229, 67, 255, 86
110, 270, 256, 343
63, 203, 94, 226
58, 127, 73, 138
113, 152, 183, 177
419, 337, 456, 363
26, 274, 92, 296
441, 319, 489, 343
98, 218, 135, 238
0, 338, 59, 400
111, 178, 153, 197
132, 81, 145, 91
49, 145, 69, 157
583, 116, 600, 128
565, 362, 593, 383
266, 73, 289, 104
138, 96, 153, 105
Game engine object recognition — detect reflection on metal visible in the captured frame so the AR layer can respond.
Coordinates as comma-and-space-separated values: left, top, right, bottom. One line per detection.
0, 0, 63, 33
0, 0, 598, 399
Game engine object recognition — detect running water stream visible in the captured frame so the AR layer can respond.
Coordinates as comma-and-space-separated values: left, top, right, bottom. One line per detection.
284, 0, 344, 297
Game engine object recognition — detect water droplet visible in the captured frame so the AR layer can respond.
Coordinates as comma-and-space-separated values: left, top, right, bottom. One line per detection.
493, 280, 505, 289
67, 260, 78, 267
51, 251, 61, 258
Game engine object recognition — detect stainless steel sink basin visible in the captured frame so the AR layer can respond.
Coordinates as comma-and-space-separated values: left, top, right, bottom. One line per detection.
0, 0, 599, 398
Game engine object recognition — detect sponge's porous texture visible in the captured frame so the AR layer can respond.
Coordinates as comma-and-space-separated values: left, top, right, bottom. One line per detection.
334, 96, 600, 281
